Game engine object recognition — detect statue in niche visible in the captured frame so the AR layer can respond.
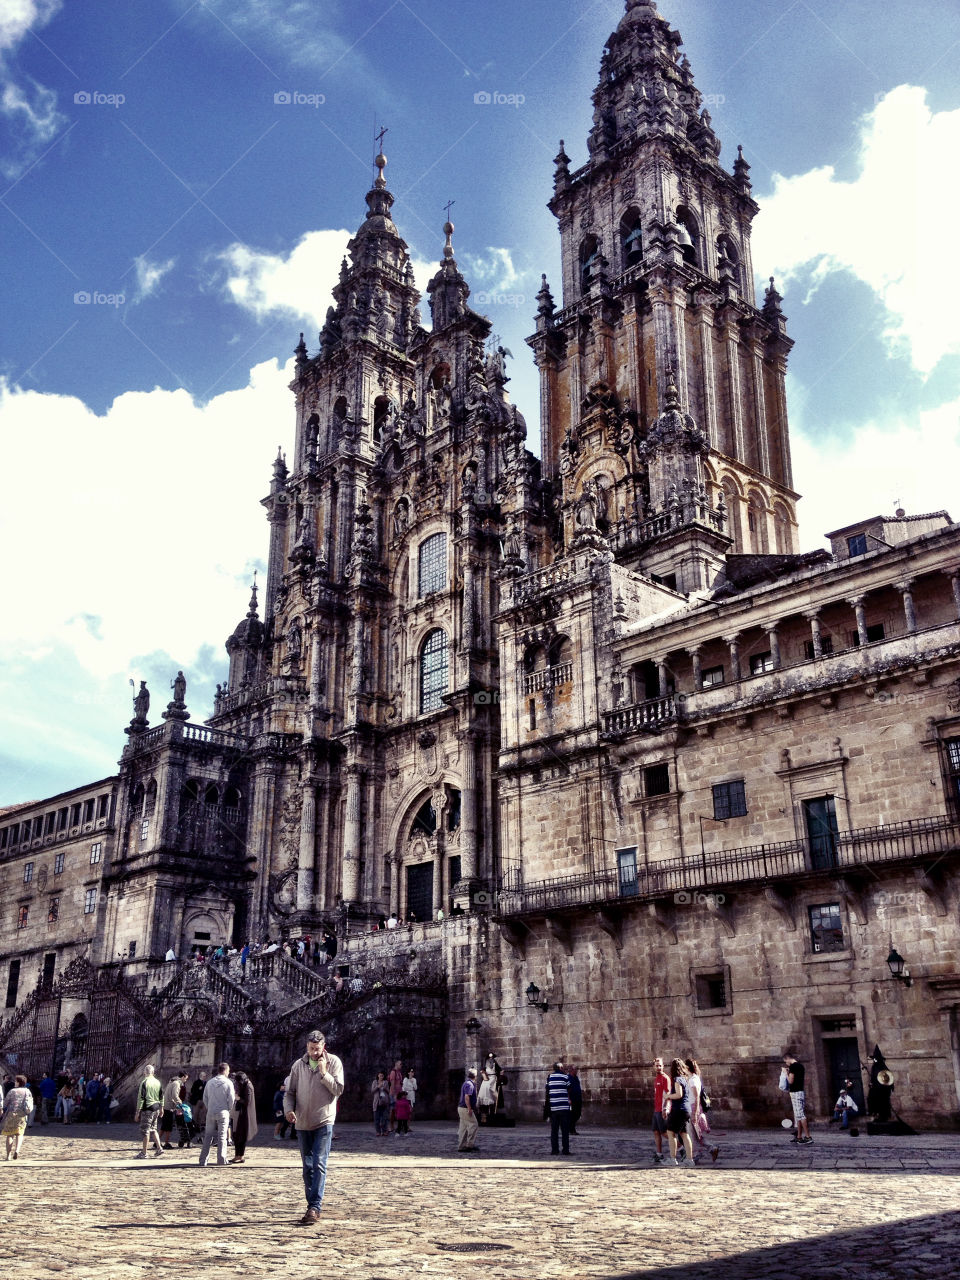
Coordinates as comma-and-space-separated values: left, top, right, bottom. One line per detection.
393, 498, 410, 537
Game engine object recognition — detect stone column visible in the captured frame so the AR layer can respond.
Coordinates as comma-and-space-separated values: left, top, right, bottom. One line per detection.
432, 842, 443, 916
341, 764, 362, 903
688, 647, 703, 690
724, 635, 741, 682
719, 315, 746, 462
849, 596, 868, 647
297, 782, 317, 910
949, 571, 960, 620
766, 624, 781, 670
692, 296, 719, 447
459, 731, 479, 881
748, 336, 771, 475
805, 610, 823, 660
655, 658, 670, 699
388, 853, 401, 917
899, 581, 917, 633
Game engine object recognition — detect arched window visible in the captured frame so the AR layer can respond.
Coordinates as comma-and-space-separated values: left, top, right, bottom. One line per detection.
412, 798, 437, 836
223, 785, 242, 809
548, 636, 573, 669
620, 209, 643, 271
430, 363, 451, 390
418, 532, 447, 597
333, 396, 348, 422
579, 235, 600, 294
717, 234, 742, 292
523, 644, 547, 674
204, 784, 219, 806
420, 629, 449, 714
721, 478, 742, 551
676, 207, 701, 269
747, 494, 769, 553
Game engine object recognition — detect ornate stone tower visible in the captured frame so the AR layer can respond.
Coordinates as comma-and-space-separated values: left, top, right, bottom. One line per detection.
528, 0, 797, 591
206, 150, 543, 930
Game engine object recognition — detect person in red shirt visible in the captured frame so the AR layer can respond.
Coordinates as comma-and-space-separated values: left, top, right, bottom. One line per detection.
652, 1057, 671, 1164
387, 1059, 404, 1134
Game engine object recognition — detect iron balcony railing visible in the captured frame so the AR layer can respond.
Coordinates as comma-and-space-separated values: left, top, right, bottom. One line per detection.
496, 814, 960, 917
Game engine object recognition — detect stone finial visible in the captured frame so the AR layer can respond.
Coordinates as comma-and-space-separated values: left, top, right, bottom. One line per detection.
664, 367, 680, 411
294, 332, 307, 364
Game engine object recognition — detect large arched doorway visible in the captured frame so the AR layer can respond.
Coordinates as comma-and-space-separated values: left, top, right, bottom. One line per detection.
401, 785, 461, 921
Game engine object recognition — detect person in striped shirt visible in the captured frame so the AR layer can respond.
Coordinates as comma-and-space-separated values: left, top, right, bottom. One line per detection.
545, 1061, 572, 1155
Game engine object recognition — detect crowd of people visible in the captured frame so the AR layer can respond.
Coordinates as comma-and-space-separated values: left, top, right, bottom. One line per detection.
370, 1060, 418, 1136
185, 931, 339, 977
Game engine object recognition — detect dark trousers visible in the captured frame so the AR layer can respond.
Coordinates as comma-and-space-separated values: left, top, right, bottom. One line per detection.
571, 1103, 582, 1132
550, 1110, 571, 1154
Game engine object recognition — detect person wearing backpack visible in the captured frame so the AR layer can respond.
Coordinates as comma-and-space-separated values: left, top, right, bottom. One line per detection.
684, 1058, 719, 1163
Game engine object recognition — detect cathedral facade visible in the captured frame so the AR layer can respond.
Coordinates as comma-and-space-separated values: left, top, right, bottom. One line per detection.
3, 1, 960, 1128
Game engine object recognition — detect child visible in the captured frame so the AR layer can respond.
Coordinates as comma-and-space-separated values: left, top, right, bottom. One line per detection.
394, 1091, 412, 1135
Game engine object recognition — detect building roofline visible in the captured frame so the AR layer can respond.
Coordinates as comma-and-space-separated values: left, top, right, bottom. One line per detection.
0, 775, 118, 819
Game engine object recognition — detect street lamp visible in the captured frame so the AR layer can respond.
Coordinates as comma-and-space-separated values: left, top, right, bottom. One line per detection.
465, 1016, 481, 1035
886, 947, 912, 987
526, 981, 549, 1013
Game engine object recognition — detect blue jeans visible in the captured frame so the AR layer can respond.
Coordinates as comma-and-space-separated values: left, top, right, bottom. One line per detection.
298, 1125, 333, 1212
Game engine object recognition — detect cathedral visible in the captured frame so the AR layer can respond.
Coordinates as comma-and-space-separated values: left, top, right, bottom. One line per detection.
3, 1, 960, 1128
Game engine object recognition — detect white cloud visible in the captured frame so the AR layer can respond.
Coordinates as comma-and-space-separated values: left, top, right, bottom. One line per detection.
133, 255, 176, 302
203, 0, 355, 73
463, 246, 521, 293
752, 86, 960, 377
792, 394, 960, 547
217, 228, 437, 332
0, 358, 293, 683
0, 0, 65, 176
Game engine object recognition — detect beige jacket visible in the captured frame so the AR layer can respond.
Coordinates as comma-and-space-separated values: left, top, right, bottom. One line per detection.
283, 1051, 344, 1129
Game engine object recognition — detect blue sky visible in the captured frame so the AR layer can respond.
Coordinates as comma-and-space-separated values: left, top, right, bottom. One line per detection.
2, 0, 960, 804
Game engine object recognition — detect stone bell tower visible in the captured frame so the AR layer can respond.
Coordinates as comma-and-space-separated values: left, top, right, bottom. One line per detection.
528, 0, 798, 589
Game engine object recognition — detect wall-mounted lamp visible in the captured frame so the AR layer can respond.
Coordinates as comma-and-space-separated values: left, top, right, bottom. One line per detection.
465, 1016, 481, 1035
886, 947, 912, 987
526, 981, 549, 1013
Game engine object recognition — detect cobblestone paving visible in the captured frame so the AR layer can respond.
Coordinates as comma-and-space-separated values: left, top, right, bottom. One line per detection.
2, 1121, 959, 1279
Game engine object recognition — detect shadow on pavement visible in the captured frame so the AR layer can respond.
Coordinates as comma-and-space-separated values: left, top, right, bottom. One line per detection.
608, 1209, 960, 1280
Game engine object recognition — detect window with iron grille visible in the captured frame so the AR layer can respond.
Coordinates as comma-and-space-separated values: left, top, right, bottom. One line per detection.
17, 905, 28, 929
90, 842, 102, 865
84, 888, 97, 914
48, 898, 59, 924
712, 780, 747, 820
23, 862, 34, 884
420, 630, 449, 714
810, 902, 845, 953
946, 738, 960, 810
54, 852, 64, 875
695, 972, 728, 1010
418, 533, 447, 597
644, 764, 671, 797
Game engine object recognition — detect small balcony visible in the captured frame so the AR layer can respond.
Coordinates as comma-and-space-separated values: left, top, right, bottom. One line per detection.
603, 693, 681, 736
521, 662, 574, 696
496, 814, 960, 918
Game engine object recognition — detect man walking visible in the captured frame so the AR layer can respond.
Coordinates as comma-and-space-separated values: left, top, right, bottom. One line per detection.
783, 1053, 813, 1144
38, 1073, 57, 1125
198, 1063, 235, 1166
284, 1029, 344, 1226
134, 1064, 164, 1159
651, 1057, 671, 1163
546, 1060, 572, 1156
457, 1068, 479, 1152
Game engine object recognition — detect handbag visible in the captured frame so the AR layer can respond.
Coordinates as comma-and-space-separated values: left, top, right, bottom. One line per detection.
700, 1083, 712, 1111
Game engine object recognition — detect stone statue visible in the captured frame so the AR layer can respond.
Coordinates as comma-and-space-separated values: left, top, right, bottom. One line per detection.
172, 671, 186, 705
133, 681, 149, 722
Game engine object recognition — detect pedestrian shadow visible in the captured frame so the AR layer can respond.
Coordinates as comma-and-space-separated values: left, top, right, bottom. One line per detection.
607, 1209, 960, 1280
93, 1222, 272, 1230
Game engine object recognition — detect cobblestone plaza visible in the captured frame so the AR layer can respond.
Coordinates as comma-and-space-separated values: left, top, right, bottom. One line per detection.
3, 1122, 959, 1280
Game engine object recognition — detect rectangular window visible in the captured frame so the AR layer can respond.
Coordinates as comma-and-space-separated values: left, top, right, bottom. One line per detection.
617, 846, 639, 898
128, 941, 137, 958
701, 665, 725, 688
70, 803, 81, 826
83, 798, 95, 823
417, 532, 447, 597
23, 862, 34, 884
712, 780, 747, 820
749, 651, 774, 675
17, 905, 28, 929
90, 842, 102, 865
644, 764, 671, 797
32, 816, 43, 840
42, 953, 56, 988
5, 959, 20, 1008
804, 634, 835, 660
0, 829, 6, 851
851, 623, 886, 647
83, 888, 97, 914
44, 813, 55, 835
57, 808, 68, 831
695, 972, 728, 1010
54, 852, 64, 875
947, 738, 960, 811
810, 902, 845, 953
193, 931, 211, 942
48, 898, 59, 924
847, 532, 868, 557
97, 795, 109, 819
